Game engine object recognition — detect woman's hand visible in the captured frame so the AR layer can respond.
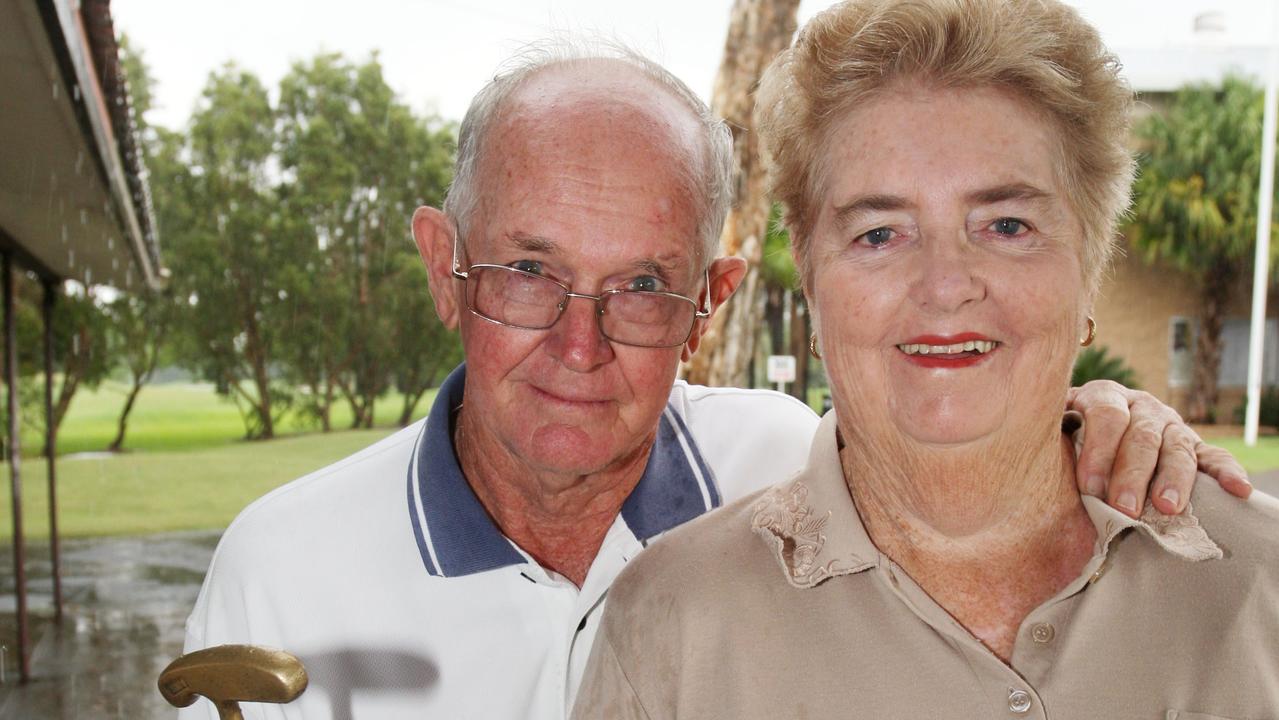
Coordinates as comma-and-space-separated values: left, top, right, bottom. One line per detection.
1067, 380, 1252, 517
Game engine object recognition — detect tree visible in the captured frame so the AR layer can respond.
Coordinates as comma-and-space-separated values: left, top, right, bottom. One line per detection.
683, 0, 802, 388
385, 253, 462, 426
106, 36, 174, 452
1129, 76, 1274, 422
275, 53, 454, 429
12, 278, 112, 455
167, 65, 292, 439
102, 290, 169, 451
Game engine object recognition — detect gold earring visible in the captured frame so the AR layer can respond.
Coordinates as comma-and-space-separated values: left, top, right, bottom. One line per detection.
809, 333, 822, 360
1080, 316, 1096, 347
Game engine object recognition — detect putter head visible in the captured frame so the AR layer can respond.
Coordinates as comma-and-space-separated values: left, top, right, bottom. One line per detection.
159, 645, 308, 717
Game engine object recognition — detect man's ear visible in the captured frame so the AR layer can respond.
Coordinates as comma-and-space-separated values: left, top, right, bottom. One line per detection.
682, 256, 748, 361
412, 206, 462, 329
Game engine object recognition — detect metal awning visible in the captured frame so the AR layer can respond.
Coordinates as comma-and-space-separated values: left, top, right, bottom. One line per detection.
0, 0, 162, 289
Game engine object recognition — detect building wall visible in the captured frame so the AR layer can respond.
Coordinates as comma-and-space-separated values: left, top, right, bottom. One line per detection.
1094, 239, 1279, 420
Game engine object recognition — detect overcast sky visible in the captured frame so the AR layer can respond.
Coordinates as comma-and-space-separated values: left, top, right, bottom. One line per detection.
111, 0, 1276, 131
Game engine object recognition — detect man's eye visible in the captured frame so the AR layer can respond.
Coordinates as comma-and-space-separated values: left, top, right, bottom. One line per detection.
511, 260, 543, 275
626, 275, 664, 292
991, 218, 1028, 236
858, 227, 894, 247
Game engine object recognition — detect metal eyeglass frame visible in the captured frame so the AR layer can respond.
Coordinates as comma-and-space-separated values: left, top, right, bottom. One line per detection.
450, 235, 711, 348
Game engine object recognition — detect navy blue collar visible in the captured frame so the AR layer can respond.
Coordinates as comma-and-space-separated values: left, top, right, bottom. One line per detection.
406, 364, 720, 577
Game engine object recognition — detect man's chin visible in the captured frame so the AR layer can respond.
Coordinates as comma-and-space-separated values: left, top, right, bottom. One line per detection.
522, 426, 634, 479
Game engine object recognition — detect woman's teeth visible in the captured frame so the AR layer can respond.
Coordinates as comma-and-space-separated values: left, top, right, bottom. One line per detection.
897, 340, 998, 355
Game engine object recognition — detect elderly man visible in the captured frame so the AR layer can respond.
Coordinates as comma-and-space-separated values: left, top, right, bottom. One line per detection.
181, 42, 1249, 719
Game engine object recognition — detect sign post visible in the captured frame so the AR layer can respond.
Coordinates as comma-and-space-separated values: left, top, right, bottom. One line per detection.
767, 355, 796, 393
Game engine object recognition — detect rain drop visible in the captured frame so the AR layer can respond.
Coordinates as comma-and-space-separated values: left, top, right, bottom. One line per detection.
68, 249, 74, 268
79, 209, 88, 226
72, 84, 80, 103
51, 79, 58, 100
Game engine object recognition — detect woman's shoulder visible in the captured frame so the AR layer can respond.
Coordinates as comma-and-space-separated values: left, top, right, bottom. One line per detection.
1189, 476, 1279, 565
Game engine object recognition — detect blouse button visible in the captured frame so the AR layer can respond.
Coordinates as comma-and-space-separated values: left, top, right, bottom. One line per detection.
1030, 622, 1055, 644
1008, 688, 1032, 714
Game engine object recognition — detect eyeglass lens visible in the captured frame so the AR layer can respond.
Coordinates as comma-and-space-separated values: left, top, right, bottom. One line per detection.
464, 265, 697, 347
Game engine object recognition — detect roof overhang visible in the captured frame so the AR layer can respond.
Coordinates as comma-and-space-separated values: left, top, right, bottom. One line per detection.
0, 0, 162, 290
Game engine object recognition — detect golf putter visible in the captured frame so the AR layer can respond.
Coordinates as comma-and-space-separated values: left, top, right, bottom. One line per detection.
159, 645, 308, 720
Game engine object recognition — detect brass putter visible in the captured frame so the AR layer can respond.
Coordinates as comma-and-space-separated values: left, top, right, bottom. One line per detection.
158, 645, 308, 720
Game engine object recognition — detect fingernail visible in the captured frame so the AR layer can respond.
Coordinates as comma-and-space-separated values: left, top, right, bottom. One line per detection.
1159, 487, 1180, 510
1116, 491, 1138, 515
1086, 475, 1106, 497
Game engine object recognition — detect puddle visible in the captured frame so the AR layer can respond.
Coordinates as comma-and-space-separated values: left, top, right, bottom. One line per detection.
0, 531, 220, 719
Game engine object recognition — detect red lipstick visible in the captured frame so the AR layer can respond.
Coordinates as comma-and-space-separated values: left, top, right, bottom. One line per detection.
897, 333, 999, 369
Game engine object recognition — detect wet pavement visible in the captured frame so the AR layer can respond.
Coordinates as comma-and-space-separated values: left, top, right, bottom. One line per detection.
0, 531, 219, 720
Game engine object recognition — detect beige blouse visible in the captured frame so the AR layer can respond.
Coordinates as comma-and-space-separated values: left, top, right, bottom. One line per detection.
572, 412, 1279, 720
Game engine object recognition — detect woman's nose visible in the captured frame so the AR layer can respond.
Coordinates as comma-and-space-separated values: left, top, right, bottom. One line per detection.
909, 232, 987, 313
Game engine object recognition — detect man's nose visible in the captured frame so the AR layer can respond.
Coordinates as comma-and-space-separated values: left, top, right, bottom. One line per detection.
910, 231, 987, 313
544, 294, 615, 371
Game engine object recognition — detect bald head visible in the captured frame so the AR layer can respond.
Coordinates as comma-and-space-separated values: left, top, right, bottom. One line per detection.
443, 40, 733, 267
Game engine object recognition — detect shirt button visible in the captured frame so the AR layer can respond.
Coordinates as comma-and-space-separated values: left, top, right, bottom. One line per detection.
1008, 688, 1032, 714
1030, 622, 1055, 644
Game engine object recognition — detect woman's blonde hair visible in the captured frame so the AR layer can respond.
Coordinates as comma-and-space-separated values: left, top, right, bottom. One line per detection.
756, 0, 1134, 286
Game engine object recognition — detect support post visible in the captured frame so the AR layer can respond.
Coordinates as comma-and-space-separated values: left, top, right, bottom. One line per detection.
1246, 3, 1279, 446
3, 253, 30, 682
42, 279, 62, 623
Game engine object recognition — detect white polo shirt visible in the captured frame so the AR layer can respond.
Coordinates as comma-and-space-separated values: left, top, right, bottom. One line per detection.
181, 365, 819, 719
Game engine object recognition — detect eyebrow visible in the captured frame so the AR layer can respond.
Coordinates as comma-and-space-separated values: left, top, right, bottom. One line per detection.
508, 233, 558, 253
507, 233, 681, 281
832, 194, 912, 229
965, 183, 1053, 206
832, 183, 1054, 229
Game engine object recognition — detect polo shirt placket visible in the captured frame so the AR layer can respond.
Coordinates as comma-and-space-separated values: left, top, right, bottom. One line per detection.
405, 366, 729, 717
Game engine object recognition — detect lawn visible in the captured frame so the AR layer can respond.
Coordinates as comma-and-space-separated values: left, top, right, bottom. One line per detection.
0, 381, 434, 539
0, 427, 401, 539
17, 380, 433, 455
1201, 434, 1279, 475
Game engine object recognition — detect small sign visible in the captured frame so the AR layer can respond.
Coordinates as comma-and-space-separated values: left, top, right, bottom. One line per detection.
767, 355, 796, 383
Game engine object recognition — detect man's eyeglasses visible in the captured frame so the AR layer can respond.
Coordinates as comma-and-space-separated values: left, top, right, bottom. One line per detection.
451, 238, 710, 348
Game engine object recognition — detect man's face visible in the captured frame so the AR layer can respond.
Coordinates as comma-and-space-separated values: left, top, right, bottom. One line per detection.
448, 68, 710, 484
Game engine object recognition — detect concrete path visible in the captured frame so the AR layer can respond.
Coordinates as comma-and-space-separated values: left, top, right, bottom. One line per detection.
0, 531, 218, 719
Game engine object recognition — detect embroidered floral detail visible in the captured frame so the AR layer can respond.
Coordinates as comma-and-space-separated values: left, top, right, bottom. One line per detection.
1136, 501, 1222, 561
751, 480, 861, 587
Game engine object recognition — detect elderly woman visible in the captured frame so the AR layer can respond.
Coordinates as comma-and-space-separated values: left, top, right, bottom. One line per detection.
571, 0, 1279, 717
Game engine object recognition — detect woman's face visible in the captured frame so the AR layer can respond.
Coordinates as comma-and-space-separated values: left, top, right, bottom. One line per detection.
808, 82, 1089, 449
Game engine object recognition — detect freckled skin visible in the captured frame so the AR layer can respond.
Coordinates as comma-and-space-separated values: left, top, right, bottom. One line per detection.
411, 61, 746, 586
809, 82, 1098, 661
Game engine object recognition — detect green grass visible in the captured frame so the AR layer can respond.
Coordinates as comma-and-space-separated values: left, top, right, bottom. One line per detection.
1200, 435, 1279, 475
0, 381, 437, 539
0, 427, 400, 539
17, 380, 435, 455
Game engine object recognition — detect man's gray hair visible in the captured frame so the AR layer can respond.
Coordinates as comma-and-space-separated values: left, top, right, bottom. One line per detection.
443, 37, 734, 268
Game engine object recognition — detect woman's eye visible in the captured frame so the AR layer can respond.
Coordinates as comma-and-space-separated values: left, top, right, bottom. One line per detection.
625, 275, 664, 293
990, 218, 1028, 236
857, 227, 895, 247
511, 259, 543, 275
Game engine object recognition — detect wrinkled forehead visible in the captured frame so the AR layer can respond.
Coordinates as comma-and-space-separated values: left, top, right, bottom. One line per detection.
469, 62, 708, 261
